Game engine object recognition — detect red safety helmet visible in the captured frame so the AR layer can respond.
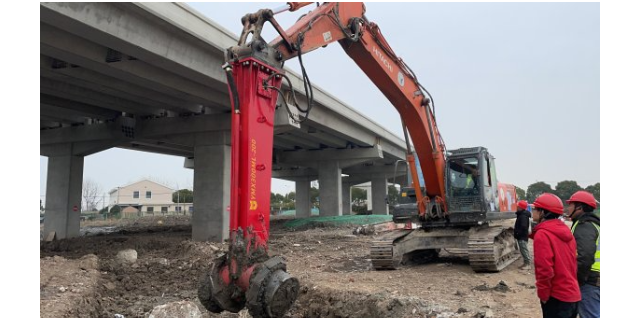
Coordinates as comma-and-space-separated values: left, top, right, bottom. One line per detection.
533, 193, 564, 215
517, 200, 528, 210
566, 190, 598, 209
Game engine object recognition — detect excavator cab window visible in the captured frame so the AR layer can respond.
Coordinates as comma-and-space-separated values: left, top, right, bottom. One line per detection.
448, 157, 480, 196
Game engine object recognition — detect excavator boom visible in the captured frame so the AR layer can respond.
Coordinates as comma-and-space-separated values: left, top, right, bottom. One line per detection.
269, 3, 447, 204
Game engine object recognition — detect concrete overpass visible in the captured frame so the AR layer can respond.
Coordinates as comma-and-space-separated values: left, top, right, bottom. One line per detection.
40, 2, 409, 241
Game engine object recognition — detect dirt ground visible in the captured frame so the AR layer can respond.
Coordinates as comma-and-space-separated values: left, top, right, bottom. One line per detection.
40, 216, 542, 318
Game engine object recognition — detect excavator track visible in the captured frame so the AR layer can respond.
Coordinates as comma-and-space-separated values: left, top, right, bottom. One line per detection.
370, 240, 396, 270
468, 226, 519, 272
370, 230, 411, 270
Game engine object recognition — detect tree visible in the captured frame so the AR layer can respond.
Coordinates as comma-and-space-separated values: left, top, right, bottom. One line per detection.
515, 186, 526, 202
109, 205, 121, 219
387, 185, 399, 205
310, 187, 320, 208
351, 187, 367, 205
271, 192, 284, 204
554, 180, 583, 202
526, 182, 553, 202
40, 199, 44, 212
82, 179, 102, 212
585, 183, 600, 203
172, 189, 194, 203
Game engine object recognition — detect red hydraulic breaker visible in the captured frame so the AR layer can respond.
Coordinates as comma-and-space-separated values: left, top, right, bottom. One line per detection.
197, 9, 300, 318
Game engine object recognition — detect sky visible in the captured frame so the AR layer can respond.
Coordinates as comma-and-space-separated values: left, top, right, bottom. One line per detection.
39, 1, 600, 202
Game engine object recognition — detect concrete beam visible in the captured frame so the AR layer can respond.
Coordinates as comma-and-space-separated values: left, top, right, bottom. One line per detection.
41, 94, 121, 120
272, 138, 299, 151
139, 131, 231, 151
40, 117, 135, 145
342, 175, 372, 186
278, 144, 383, 167
296, 126, 346, 149
40, 3, 230, 95
272, 167, 318, 179
43, 152, 84, 239
118, 142, 194, 158
41, 119, 61, 128
136, 114, 231, 138
41, 141, 117, 157
280, 88, 406, 159
275, 133, 321, 150
41, 2, 407, 157
41, 67, 196, 115
342, 163, 408, 176
40, 77, 163, 116
39, 23, 228, 110
40, 104, 87, 124
41, 55, 203, 114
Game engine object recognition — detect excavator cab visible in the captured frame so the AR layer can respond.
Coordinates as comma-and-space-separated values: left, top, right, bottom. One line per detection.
444, 147, 501, 222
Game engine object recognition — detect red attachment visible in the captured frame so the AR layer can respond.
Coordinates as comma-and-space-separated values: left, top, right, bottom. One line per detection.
229, 57, 283, 250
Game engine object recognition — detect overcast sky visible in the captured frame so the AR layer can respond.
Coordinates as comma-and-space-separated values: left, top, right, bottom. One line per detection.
39, 2, 600, 202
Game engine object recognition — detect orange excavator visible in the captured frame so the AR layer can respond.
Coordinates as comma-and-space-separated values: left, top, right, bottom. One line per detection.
198, 2, 519, 317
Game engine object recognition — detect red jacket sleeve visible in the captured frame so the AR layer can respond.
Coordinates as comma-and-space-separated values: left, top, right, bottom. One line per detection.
533, 231, 555, 302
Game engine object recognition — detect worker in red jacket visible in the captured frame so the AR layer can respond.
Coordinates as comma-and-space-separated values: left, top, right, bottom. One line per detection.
530, 193, 581, 318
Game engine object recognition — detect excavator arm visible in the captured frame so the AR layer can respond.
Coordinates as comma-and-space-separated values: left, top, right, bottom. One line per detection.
199, 2, 448, 317
267, 3, 448, 208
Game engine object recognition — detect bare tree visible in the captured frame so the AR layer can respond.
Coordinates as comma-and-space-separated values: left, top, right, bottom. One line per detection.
82, 179, 103, 212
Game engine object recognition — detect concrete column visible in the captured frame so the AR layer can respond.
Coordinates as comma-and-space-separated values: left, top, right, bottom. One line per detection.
371, 174, 389, 215
295, 178, 312, 218
193, 144, 230, 242
44, 154, 84, 239
318, 161, 342, 216
342, 181, 352, 215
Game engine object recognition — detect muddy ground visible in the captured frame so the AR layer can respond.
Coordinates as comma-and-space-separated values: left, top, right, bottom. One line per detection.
40, 216, 541, 318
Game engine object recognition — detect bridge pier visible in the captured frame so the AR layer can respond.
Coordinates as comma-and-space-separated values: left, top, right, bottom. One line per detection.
371, 174, 389, 215
43, 153, 84, 240
294, 177, 312, 218
41, 141, 117, 240
318, 161, 343, 216
342, 181, 352, 215
192, 143, 230, 242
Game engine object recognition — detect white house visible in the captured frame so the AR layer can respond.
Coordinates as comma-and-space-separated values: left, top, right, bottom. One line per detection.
108, 179, 193, 215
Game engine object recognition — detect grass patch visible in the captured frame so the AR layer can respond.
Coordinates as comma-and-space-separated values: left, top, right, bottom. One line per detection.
282, 214, 392, 230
